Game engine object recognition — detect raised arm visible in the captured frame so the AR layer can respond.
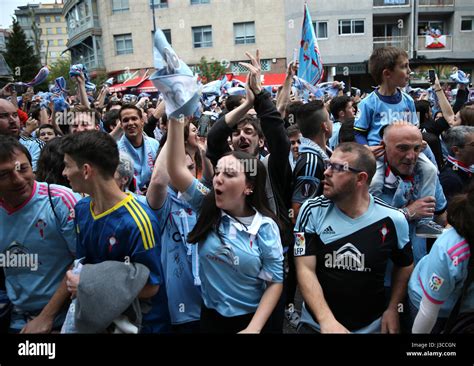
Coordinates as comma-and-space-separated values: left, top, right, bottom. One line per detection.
206, 75, 254, 166
146, 142, 170, 210
75, 72, 90, 108
433, 76, 456, 127
167, 117, 195, 193
276, 62, 297, 118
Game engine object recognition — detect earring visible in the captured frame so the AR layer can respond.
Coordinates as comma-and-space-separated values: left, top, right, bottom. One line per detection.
246, 189, 253, 196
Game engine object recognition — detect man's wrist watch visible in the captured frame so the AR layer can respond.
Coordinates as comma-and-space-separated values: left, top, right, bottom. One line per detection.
401, 207, 415, 221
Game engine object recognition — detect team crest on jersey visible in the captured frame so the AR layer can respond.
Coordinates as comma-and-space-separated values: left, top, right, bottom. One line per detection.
429, 273, 444, 292
108, 236, 118, 253
294, 233, 306, 256
35, 219, 47, 239
197, 182, 209, 196
379, 224, 390, 244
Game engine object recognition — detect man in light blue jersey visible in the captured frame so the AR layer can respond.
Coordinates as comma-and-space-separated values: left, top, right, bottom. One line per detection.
0, 99, 44, 172
355, 47, 441, 237
370, 123, 447, 263
294, 142, 413, 334
117, 105, 160, 193
0, 136, 78, 333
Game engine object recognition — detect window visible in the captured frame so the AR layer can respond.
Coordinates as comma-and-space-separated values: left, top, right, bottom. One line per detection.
44, 16, 51, 23
234, 22, 255, 45
56, 27, 63, 34
191, 0, 210, 4
418, 21, 444, 35
163, 29, 172, 45
112, 0, 129, 13
461, 17, 473, 31
313, 21, 328, 39
338, 19, 364, 35
55, 16, 61, 23
149, 0, 168, 8
231, 59, 271, 73
193, 26, 212, 48
115, 33, 134, 55
48, 40, 55, 46
58, 39, 64, 46
46, 28, 53, 35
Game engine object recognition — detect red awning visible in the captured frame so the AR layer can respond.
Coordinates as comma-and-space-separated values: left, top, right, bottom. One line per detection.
109, 76, 149, 93
232, 73, 287, 86
137, 80, 158, 93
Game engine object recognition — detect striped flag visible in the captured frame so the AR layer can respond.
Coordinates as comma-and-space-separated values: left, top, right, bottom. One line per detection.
298, 4, 324, 86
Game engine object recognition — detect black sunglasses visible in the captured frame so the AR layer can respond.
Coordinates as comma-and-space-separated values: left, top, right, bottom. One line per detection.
324, 161, 363, 174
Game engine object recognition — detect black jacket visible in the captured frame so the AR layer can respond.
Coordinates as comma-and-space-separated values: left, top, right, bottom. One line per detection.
206, 90, 293, 248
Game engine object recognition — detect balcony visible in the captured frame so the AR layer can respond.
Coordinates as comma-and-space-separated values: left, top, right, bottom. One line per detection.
67, 15, 101, 42
373, 0, 410, 7
373, 36, 410, 52
417, 35, 452, 52
419, 0, 454, 6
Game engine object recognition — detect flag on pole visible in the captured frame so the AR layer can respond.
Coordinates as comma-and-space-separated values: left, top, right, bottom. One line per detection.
298, 4, 324, 86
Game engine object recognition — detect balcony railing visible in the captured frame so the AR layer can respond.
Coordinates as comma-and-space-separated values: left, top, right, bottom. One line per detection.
67, 15, 100, 41
417, 35, 452, 51
419, 0, 454, 6
373, 0, 409, 7
373, 36, 410, 52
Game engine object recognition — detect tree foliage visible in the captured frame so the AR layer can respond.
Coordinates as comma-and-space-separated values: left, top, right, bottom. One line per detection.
197, 57, 226, 84
3, 18, 41, 83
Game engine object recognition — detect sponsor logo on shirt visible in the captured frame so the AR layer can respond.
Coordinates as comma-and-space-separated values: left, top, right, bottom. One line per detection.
294, 233, 306, 256
429, 273, 444, 292
321, 226, 336, 235
324, 243, 370, 272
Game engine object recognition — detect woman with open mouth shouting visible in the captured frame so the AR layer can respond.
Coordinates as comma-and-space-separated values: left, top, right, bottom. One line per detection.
167, 108, 284, 334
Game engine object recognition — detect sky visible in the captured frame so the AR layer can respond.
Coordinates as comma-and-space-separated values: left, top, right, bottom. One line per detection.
0, 0, 42, 29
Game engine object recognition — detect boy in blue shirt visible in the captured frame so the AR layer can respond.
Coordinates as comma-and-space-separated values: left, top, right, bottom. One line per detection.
355, 46, 442, 238
61, 131, 169, 333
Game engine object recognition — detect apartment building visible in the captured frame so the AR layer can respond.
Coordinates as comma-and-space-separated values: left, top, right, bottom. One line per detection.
15, 2, 69, 65
63, 0, 287, 83
286, 0, 474, 90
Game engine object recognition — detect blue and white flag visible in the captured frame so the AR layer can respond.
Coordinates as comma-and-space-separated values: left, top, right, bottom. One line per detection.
202, 76, 227, 96
298, 4, 324, 86
70, 64, 96, 93
150, 29, 201, 118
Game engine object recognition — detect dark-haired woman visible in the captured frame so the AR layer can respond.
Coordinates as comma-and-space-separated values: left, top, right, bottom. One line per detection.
167, 107, 284, 333
409, 183, 474, 333
36, 137, 70, 187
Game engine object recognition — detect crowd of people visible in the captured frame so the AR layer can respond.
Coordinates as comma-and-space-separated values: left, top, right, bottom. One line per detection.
0, 45, 473, 334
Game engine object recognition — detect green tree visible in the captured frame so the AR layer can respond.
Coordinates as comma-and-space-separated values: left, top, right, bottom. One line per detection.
197, 57, 226, 84
3, 18, 41, 84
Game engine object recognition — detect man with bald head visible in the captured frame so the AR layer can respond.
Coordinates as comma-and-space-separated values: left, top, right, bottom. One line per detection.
0, 99, 44, 172
370, 122, 447, 262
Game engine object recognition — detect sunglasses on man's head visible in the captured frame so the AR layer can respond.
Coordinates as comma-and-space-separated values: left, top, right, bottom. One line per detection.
324, 161, 363, 174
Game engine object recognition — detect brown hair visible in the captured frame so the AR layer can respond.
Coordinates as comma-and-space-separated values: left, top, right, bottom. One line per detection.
369, 46, 408, 85
447, 182, 474, 251
459, 103, 474, 126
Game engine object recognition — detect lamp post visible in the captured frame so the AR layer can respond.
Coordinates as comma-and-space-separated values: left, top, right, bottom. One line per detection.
152, 0, 157, 33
